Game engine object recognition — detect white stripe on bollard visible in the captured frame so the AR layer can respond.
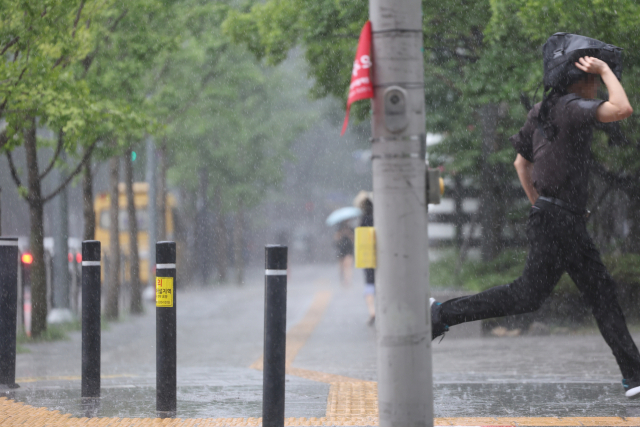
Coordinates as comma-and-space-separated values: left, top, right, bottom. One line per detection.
82, 261, 101, 267
0, 241, 18, 246
265, 269, 287, 276
156, 263, 176, 269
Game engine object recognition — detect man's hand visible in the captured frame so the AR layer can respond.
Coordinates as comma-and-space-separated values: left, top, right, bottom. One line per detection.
575, 56, 609, 76
575, 56, 633, 123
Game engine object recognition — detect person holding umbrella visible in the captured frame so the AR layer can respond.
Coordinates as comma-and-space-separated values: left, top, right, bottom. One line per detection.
334, 221, 354, 287
326, 206, 361, 287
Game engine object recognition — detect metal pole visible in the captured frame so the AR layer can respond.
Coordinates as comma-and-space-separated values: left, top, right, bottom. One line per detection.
262, 245, 287, 427
146, 138, 157, 290
82, 240, 101, 398
0, 237, 19, 389
369, 0, 433, 425
156, 241, 176, 417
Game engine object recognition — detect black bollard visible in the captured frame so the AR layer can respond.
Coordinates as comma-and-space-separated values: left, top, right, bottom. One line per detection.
0, 237, 19, 389
156, 241, 177, 417
262, 245, 287, 427
81, 240, 101, 398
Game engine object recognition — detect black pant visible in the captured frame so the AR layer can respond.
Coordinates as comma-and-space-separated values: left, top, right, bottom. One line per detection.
440, 198, 640, 379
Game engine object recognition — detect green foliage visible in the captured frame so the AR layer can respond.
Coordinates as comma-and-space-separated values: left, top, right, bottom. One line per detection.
222, 0, 640, 169
603, 253, 640, 285
0, 0, 163, 160
430, 250, 640, 294
430, 249, 527, 291
0, 0, 108, 151
2, 0, 314, 220
16, 344, 30, 354
17, 320, 81, 344
223, 0, 368, 118
159, 0, 314, 212
224, 0, 640, 256
80, 0, 185, 157
16, 316, 109, 346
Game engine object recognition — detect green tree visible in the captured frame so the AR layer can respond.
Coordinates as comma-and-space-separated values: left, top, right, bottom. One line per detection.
223, 0, 520, 261
224, 0, 640, 260
223, 0, 368, 117
81, 0, 180, 318
159, 7, 312, 282
1, 0, 170, 332
0, 0, 118, 337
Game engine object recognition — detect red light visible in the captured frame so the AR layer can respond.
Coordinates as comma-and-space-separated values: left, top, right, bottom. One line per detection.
76, 253, 82, 264
68, 253, 73, 262
21, 253, 33, 264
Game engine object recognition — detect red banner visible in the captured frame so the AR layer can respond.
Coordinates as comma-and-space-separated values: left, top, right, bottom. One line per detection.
341, 21, 373, 136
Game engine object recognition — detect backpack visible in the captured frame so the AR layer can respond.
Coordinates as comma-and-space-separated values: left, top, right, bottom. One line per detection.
543, 33, 623, 89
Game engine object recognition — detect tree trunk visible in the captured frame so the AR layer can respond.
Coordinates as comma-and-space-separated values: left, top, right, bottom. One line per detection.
453, 174, 463, 250
195, 168, 215, 284
213, 183, 227, 283
157, 142, 167, 241
105, 156, 121, 320
179, 186, 200, 283
479, 103, 504, 262
233, 201, 244, 285
53, 153, 70, 311
125, 148, 142, 314
627, 190, 640, 253
145, 138, 157, 290
24, 117, 47, 337
82, 157, 95, 241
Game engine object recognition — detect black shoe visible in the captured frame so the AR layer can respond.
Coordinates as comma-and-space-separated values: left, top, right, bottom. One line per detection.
430, 298, 449, 341
623, 377, 640, 399
367, 315, 375, 326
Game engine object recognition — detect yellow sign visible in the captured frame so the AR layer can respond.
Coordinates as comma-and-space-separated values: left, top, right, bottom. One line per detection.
156, 277, 174, 307
355, 227, 376, 269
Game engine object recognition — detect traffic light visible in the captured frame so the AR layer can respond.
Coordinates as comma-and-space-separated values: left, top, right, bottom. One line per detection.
131, 151, 137, 162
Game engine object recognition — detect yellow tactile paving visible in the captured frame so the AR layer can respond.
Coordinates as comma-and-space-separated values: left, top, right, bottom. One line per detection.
285, 367, 368, 385
499, 418, 575, 426
435, 418, 502, 426
554, 417, 640, 426
2, 397, 640, 427
325, 382, 378, 418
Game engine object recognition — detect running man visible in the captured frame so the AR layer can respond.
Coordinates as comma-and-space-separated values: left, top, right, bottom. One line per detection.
430, 42, 640, 398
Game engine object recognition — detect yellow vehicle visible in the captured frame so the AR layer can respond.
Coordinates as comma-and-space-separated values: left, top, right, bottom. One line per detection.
94, 182, 176, 284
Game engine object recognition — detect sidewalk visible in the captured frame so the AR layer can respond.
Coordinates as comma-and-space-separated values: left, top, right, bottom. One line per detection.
2, 263, 640, 426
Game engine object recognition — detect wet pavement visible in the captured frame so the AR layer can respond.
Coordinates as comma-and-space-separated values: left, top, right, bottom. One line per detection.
4, 263, 640, 424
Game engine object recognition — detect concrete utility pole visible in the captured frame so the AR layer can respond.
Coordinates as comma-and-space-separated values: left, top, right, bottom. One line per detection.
369, 0, 433, 425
